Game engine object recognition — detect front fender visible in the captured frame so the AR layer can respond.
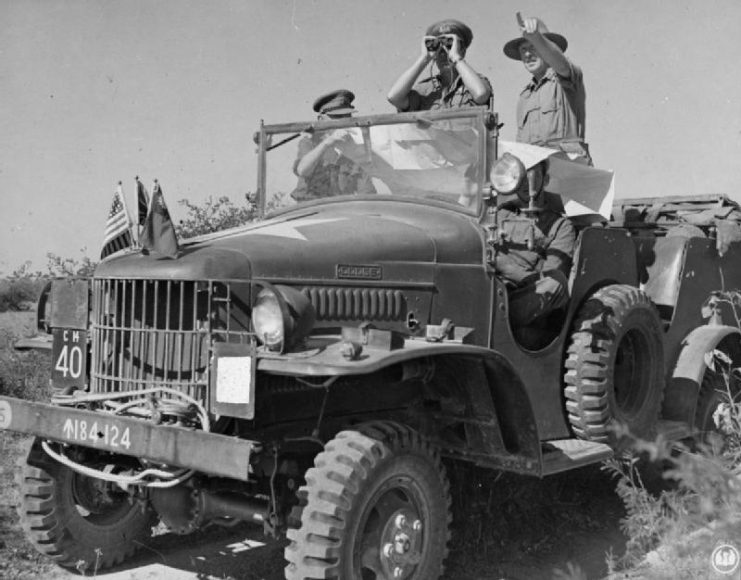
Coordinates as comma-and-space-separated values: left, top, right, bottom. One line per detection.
664, 324, 741, 424
258, 336, 512, 377
259, 337, 542, 474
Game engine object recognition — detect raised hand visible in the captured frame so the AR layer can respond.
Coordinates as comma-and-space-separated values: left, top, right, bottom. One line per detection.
516, 12, 547, 37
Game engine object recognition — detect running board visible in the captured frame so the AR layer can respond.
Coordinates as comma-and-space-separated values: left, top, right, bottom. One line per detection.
541, 438, 613, 476
655, 419, 693, 441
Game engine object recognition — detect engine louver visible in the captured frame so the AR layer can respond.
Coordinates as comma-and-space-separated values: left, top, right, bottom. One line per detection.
301, 287, 405, 320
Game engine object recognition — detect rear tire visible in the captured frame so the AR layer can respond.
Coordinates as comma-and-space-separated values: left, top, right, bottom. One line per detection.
17, 439, 155, 572
564, 285, 664, 445
284, 421, 451, 580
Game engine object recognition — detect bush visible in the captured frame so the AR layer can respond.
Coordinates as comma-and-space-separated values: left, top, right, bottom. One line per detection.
176, 194, 258, 238
0, 252, 98, 313
606, 334, 741, 576
0, 348, 49, 401
0, 278, 44, 312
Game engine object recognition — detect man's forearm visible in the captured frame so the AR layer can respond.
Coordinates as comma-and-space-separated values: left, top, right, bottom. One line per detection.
295, 141, 330, 177
387, 55, 429, 110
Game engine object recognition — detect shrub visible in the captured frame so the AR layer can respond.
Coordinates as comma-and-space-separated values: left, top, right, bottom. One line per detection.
0, 348, 49, 401
176, 194, 258, 238
606, 291, 741, 575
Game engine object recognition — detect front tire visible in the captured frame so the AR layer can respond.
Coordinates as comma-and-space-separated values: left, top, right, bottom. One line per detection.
17, 439, 155, 572
284, 421, 451, 580
564, 285, 665, 445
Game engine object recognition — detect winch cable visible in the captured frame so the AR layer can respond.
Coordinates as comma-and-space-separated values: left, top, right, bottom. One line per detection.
40, 440, 194, 489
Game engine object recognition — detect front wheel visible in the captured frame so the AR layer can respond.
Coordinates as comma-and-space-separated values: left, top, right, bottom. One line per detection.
284, 421, 452, 580
17, 439, 155, 572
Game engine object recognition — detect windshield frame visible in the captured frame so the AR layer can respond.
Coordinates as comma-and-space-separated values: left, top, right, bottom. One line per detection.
255, 106, 494, 218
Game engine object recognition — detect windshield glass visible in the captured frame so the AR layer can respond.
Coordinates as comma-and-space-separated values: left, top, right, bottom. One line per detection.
258, 110, 486, 215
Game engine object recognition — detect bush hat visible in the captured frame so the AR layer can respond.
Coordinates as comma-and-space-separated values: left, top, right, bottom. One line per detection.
312, 89, 356, 116
425, 19, 473, 49
503, 32, 568, 60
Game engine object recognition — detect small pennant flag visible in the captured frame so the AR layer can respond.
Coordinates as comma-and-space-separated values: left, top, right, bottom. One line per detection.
140, 180, 180, 258
101, 182, 133, 259
136, 176, 150, 226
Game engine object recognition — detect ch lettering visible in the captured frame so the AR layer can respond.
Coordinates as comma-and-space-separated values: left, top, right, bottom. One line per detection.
62, 330, 80, 343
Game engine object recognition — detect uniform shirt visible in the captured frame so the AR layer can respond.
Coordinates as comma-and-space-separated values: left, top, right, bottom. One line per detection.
491, 206, 576, 285
516, 61, 586, 149
402, 73, 493, 112
291, 135, 376, 201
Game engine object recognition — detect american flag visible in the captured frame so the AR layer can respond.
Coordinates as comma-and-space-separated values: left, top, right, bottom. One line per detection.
100, 182, 133, 259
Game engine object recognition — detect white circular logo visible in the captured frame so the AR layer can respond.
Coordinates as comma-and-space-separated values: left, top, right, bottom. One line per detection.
0, 400, 11, 429
712, 544, 740, 575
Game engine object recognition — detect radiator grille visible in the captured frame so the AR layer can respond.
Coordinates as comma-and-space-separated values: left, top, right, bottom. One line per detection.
301, 287, 405, 320
90, 279, 253, 403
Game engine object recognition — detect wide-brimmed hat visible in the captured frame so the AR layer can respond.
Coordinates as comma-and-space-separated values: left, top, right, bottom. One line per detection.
503, 32, 568, 60
426, 19, 473, 49
312, 89, 356, 116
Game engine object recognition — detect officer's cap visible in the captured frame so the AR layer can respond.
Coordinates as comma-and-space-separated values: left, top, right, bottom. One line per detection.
425, 19, 473, 49
312, 89, 356, 117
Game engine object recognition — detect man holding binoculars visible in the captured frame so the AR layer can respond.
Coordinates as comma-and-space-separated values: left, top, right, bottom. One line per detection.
387, 19, 492, 112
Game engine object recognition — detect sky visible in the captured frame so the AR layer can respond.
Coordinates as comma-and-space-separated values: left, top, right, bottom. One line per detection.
2, 0, 740, 274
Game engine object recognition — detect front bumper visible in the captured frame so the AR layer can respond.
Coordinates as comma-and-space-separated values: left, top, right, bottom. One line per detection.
0, 395, 256, 481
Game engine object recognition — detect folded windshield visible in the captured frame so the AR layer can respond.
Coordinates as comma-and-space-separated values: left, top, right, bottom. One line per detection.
259, 112, 486, 215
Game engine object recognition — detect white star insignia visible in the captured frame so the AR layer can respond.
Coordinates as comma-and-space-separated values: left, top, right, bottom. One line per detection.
242, 217, 345, 241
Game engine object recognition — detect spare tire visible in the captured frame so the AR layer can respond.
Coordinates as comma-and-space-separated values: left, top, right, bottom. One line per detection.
564, 284, 664, 445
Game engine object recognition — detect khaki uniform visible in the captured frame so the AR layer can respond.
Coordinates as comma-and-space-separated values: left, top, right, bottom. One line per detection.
402, 73, 493, 112
291, 135, 376, 201
516, 62, 590, 163
492, 206, 576, 325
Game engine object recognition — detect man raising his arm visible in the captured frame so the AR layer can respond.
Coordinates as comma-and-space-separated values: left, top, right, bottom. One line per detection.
504, 14, 591, 164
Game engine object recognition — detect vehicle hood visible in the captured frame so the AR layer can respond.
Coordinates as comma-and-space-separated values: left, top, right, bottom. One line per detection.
95, 200, 484, 283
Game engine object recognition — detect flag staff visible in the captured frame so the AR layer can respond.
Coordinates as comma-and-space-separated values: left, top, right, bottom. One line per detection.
117, 180, 134, 235
135, 175, 150, 247
135, 176, 141, 246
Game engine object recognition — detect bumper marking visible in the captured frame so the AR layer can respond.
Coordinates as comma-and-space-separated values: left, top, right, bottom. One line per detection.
0, 396, 255, 481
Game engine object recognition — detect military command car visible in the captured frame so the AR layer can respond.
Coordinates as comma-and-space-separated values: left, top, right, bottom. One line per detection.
1, 107, 740, 579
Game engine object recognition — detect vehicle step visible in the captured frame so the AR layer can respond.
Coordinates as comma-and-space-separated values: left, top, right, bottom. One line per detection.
541, 438, 613, 476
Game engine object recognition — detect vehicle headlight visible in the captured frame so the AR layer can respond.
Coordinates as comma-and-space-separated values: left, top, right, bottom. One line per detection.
490, 152, 526, 194
252, 285, 315, 352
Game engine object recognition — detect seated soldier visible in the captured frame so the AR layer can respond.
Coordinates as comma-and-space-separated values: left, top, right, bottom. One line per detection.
292, 89, 376, 201
490, 159, 576, 326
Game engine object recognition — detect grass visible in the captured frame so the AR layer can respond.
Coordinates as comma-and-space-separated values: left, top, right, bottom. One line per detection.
445, 461, 625, 579
0, 433, 55, 580
0, 312, 55, 579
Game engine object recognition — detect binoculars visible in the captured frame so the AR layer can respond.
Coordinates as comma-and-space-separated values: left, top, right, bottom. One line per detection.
424, 34, 458, 52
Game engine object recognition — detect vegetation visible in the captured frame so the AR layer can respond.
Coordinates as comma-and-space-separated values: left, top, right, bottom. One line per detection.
602, 292, 741, 577
0, 253, 96, 313
0, 312, 53, 579
0, 195, 257, 313
176, 194, 258, 238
